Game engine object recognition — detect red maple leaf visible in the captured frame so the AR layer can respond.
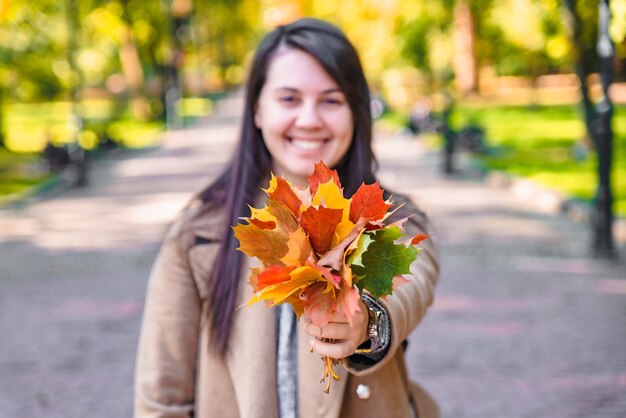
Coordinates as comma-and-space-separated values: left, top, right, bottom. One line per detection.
335, 282, 361, 326
317, 217, 368, 271
308, 161, 341, 196
250, 219, 276, 230
410, 233, 430, 245
300, 206, 343, 255
268, 176, 303, 218
257, 265, 297, 289
349, 182, 392, 223
303, 283, 336, 328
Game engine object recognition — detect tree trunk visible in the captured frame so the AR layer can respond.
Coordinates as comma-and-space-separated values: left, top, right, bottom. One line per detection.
118, 32, 150, 120
453, 1, 478, 95
592, 0, 615, 256
0, 90, 5, 149
564, 0, 615, 257
66, 0, 79, 107
119, 0, 150, 120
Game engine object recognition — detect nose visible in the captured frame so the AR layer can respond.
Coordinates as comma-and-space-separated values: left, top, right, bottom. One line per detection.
295, 101, 323, 129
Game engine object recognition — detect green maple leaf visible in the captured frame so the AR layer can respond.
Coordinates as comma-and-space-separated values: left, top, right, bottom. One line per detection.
352, 226, 417, 299
346, 232, 374, 268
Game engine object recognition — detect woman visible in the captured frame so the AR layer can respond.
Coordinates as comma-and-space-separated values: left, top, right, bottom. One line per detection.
134, 18, 440, 418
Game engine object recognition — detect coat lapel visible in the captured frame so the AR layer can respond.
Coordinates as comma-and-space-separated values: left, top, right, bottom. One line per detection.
220, 247, 349, 418
225, 258, 279, 418
297, 325, 348, 418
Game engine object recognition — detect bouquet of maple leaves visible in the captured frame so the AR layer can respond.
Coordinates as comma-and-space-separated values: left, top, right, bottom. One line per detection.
233, 162, 428, 393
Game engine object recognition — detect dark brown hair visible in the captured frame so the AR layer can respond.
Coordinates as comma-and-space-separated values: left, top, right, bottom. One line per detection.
198, 18, 376, 354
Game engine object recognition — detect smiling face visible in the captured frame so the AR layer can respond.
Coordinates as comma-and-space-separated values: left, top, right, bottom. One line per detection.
254, 48, 354, 187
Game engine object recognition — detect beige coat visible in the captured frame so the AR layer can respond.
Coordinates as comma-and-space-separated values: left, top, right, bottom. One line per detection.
134, 198, 440, 418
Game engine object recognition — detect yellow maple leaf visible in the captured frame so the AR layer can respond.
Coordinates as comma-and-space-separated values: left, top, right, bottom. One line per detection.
311, 180, 355, 248
280, 227, 313, 266
249, 199, 299, 234
249, 205, 277, 224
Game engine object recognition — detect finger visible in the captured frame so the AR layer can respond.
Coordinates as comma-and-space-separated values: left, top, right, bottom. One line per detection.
303, 316, 350, 328
328, 310, 348, 322
304, 322, 354, 340
309, 338, 355, 360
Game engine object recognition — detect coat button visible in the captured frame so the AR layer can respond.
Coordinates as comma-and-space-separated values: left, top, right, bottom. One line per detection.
355, 384, 371, 400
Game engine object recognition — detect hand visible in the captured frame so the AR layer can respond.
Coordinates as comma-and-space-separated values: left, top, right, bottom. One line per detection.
304, 299, 369, 359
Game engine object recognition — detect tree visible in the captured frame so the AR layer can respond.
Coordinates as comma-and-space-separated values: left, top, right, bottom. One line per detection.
564, 0, 615, 256
395, 0, 494, 95
194, 0, 261, 88
452, 0, 477, 94
0, 0, 9, 147
0, 88, 4, 148
117, 0, 151, 120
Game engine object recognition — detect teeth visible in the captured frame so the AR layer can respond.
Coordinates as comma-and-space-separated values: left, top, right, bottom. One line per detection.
291, 139, 324, 150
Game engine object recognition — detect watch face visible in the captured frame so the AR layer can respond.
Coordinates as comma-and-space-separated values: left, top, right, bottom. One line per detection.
361, 295, 389, 352
377, 314, 389, 346
368, 308, 382, 349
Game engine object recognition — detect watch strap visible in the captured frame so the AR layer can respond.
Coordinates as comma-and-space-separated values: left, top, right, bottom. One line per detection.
354, 293, 390, 356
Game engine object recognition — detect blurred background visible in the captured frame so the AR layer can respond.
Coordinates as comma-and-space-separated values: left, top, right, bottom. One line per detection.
0, 0, 625, 417
1, 0, 625, 250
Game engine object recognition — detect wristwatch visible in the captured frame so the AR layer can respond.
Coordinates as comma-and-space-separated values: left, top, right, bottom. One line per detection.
355, 295, 389, 354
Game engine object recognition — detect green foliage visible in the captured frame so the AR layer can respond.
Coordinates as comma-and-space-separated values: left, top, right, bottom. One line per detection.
377, 110, 409, 131
346, 233, 373, 268
397, 17, 435, 72
106, 119, 164, 148
0, 0, 623, 109
449, 103, 626, 216
352, 227, 417, 299
193, 0, 260, 87
0, 149, 50, 200
0, 0, 250, 128
1, 100, 170, 152
0, 3, 67, 100
392, 0, 621, 82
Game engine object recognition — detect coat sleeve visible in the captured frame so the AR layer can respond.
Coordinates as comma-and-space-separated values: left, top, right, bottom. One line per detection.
134, 218, 201, 418
344, 208, 440, 376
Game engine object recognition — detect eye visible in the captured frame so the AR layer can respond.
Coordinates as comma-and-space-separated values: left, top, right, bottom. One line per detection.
322, 96, 345, 106
278, 95, 299, 105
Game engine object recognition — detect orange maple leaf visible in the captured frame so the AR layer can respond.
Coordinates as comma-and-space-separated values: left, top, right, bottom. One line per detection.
308, 161, 341, 196
349, 182, 393, 223
267, 175, 303, 218
232, 222, 288, 266
300, 206, 343, 255
249, 199, 299, 233
246, 265, 324, 306
280, 227, 313, 266
283, 293, 307, 319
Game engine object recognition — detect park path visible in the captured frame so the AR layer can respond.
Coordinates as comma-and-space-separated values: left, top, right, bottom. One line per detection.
0, 96, 625, 418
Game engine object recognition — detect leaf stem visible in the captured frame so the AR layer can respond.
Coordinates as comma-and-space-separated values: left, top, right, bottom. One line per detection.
319, 338, 341, 393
